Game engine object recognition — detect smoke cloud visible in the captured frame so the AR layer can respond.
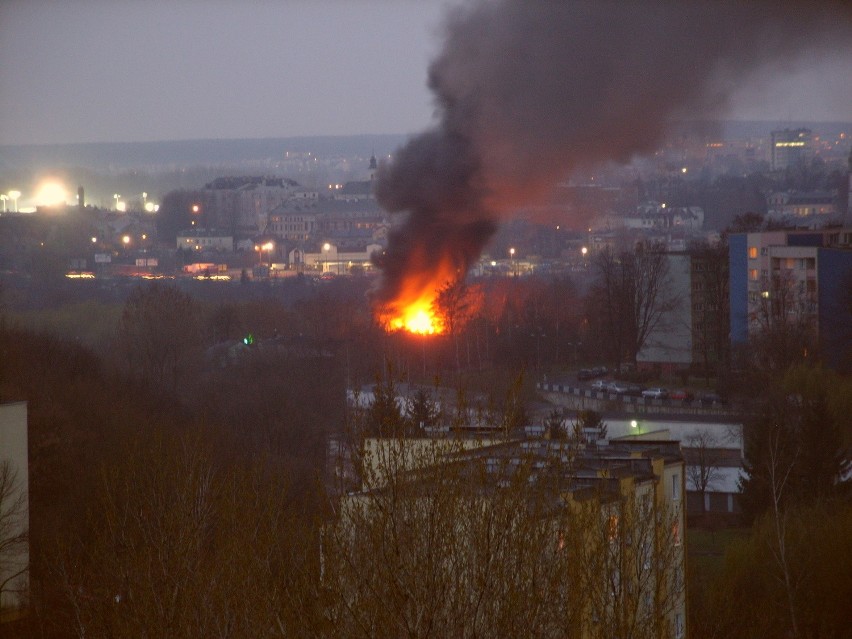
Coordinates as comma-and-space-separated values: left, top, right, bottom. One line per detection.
373, 0, 852, 308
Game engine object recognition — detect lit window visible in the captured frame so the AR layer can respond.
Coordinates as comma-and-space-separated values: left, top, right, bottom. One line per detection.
607, 515, 619, 541
749, 269, 759, 281
748, 246, 758, 259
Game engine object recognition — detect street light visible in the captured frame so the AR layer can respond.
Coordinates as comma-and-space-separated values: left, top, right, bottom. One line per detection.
322, 242, 331, 273
509, 247, 516, 276
0, 195, 7, 212
255, 241, 274, 270
8, 190, 21, 213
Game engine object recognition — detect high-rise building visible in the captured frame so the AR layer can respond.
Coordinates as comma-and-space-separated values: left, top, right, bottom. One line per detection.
729, 229, 852, 370
770, 128, 813, 171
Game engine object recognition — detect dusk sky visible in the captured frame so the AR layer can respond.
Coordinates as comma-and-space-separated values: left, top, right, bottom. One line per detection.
1, 0, 850, 147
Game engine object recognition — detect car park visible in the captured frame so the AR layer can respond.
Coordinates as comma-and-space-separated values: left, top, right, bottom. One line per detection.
699, 392, 725, 406
669, 389, 694, 402
607, 381, 629, 394
641, 387, 669, 399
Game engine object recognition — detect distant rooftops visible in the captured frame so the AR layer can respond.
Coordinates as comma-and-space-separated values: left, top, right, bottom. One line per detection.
204, 176, 300, 190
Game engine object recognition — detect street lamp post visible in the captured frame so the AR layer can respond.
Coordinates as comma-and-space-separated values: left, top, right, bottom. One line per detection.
262, 241, 274, 268
509, 247, 516, 277
0, 195, 7, 212
322, 242, 331, 273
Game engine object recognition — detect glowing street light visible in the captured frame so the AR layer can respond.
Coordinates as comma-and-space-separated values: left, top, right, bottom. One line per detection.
8, 190, 21, 213
255, 241, 275, 270
113, 194, 121, 210
322, 242, 331, 273
122, 235, 130, 246
0, 195, 7, 212
509, 247, 516, 277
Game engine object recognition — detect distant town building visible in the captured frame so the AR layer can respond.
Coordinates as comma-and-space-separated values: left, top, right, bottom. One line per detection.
267, 198, 389, 251
770, 128, 813, 171
202, 176, 301, 235
766, 190, 838, 222
176, 228, 234, 252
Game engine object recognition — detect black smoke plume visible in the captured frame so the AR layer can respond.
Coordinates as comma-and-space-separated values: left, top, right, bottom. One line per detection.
373, 0, 852, 308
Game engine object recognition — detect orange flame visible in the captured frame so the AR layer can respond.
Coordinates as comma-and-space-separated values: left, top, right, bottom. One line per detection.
376, 254, 458, 335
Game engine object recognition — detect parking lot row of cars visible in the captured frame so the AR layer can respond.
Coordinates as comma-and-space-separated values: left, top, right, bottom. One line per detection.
577, 368, 725, 405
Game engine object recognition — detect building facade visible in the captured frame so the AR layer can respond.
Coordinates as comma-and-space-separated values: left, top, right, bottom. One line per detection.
729, 229, 852, 370
770, 128, 813, 171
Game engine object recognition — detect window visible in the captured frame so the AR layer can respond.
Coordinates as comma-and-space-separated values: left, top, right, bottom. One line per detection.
748, 246, 758, 259
607, 514, 619, 541
749, 269, 759, 281
672, 473, 680, 501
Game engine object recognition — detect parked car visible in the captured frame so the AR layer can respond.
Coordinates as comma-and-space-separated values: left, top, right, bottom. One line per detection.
607, 381, 629, 395
623, 384, 644, 397
591, 379, 611, 391
669, 389, 694, 402
592, 366, 608, 377
577, 368, 595, 380
642, 387, 669, 399
699, 392, 726, 406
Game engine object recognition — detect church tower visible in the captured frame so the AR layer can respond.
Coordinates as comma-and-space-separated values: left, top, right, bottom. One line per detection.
369, 151, 378, 182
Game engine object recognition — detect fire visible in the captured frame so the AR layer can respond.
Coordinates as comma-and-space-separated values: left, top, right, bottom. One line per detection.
377, 256, 457, 335
387, 300, 443, 335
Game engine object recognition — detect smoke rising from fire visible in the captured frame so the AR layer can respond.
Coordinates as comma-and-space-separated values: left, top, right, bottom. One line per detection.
372, 0, 852, 313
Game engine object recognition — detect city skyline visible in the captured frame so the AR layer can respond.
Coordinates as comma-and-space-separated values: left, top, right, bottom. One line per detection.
1, 0, 851, 147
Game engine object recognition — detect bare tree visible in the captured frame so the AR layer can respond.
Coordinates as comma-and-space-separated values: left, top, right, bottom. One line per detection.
0, 460, 28, 611
751, 268, 816, 372
590, 243, 678, 367
322, 429, 685, 639
113, 282, 205, 392
433, 278, 481, 371
57, 432, 316, 638
685, 429, 725, 515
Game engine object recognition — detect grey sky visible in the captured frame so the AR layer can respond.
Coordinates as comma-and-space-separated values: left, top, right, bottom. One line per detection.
1, 0, 850, 147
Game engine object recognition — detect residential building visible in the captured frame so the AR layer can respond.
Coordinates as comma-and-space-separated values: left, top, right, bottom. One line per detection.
175, 228, 234, 253
729, 228, 852, 370
266, 198, 389, 251
202, 176, 301, 235
637, 253, 693, 373
766, 190, 839, 224
637, 246, 729, 374
770, 128, 813, 171
332, 425, 687, 638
